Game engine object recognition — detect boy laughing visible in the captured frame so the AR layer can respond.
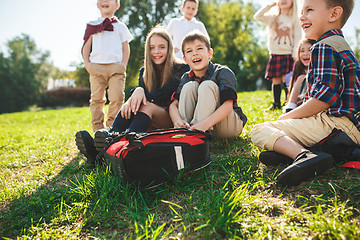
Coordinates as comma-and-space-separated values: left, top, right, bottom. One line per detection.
169, 31, 247, 138
251, 0, 360, 186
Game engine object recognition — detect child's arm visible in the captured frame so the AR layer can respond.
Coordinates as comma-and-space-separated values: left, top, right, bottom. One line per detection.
169, 100, 190, 128
191, 100, 233, 132
284, 75, 306, 111
121, 41, 130, 68
82, 36, 92, 71
254, 2, 276, 24
278, 98, 331, 121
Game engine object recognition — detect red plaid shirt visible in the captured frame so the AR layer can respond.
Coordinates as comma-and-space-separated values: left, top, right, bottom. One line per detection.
306, 29, 360, 132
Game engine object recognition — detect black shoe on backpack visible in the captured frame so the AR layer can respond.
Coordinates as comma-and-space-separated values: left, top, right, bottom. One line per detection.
94, 129, 110, 152
276, 151, 334, 186
94, 126, 120, 151
75, 130, 99, 165
259, 151, 293, 166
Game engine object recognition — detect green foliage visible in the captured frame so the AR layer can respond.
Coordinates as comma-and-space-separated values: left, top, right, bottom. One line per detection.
199, 0, 269, 91
73, 1, 269, 92
73, 62, 90, 88
0, 34, 56, 113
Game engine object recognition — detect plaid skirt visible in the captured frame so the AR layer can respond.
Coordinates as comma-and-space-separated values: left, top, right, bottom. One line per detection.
265, 54, 294, 79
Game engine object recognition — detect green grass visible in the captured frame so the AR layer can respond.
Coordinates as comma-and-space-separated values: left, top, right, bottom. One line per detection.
0, 91, 359, 239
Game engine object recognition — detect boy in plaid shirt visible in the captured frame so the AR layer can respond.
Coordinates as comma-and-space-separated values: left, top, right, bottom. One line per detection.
251, 0, 360, 186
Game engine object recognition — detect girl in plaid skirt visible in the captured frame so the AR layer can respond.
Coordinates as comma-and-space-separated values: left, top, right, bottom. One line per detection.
254, 0, 302, 109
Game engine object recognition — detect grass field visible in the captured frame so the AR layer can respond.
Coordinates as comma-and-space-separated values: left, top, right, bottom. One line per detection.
0, 91, 359, 239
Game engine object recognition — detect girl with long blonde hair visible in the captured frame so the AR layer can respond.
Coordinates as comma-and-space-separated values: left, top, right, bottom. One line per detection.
75, 26, 189, 162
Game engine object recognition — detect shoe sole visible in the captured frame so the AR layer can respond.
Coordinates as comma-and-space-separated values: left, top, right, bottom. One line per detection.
94, 130, 107, 152
75, 131, 90, 156
277, 153, 333, 186
259, 151, 293, 166
75, 131, 97, 164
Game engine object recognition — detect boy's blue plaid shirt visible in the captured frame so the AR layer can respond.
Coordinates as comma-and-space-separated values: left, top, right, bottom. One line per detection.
306, 29, 360, 132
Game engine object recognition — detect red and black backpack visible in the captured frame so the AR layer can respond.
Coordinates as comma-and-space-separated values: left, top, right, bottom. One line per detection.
102, 128, 212, 187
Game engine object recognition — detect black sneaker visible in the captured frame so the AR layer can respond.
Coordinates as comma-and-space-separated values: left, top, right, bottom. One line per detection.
259, 151, 293, 166
277, 151, 334, 186
75, 130, 99, 165
94, 128, 111, 152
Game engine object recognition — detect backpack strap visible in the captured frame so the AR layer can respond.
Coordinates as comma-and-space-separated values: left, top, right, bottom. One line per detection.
314, 35, 352, 52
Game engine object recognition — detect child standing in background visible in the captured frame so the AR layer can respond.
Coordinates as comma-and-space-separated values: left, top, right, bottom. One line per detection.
167, 0, 209, 60
283, 39, 316, 113
82, 0, 133, 132
254, 0, 302, 110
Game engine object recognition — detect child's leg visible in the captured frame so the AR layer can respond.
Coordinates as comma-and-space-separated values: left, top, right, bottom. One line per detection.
128, 112, 151, 132
251, 114, 336, 186
139, 103, 173, 130
89, 64, 108, 132
190, 81, 219, 126
282, 75, 288, 101
106, 63, 126, 128
251, 113, 334, 154
94, 110, 133, 151
111, 110, 133, 132
252, 113, 360, 153
178, 81, 199, 123
272, 77, 282, 108
214, 110, 244, 137
273, 136, 308, 159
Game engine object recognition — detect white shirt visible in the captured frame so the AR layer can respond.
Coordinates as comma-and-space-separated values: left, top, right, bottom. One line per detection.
89, 18, 133, 64
167, 16, 209, 59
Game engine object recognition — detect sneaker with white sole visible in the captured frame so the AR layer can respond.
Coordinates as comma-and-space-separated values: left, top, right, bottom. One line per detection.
277, 151, 334, 186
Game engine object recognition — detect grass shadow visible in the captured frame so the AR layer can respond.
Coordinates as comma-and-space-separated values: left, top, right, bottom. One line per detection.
0, 154, 90, 237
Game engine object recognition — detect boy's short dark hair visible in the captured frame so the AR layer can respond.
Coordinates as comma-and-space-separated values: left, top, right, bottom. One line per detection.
182, 0, 199, 8
181, 31, 211, 54
325, 0, 354, 27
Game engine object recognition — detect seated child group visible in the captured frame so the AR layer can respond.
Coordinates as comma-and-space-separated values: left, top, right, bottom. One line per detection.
76, 0, 360, 187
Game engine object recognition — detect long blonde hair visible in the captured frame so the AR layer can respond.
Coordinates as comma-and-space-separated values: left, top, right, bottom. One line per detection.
143, 26, 180, 93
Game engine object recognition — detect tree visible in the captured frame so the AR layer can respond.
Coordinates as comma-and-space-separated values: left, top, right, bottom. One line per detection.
0, 34, 55, 113
198, 0, 269, 91
73, 62, 90, 88
75, 0, 269, 92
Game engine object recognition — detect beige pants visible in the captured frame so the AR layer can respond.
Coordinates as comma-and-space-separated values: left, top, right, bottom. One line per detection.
251, 111, 360, 151
178, 80, 243, 137
88, 63, 126, 132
